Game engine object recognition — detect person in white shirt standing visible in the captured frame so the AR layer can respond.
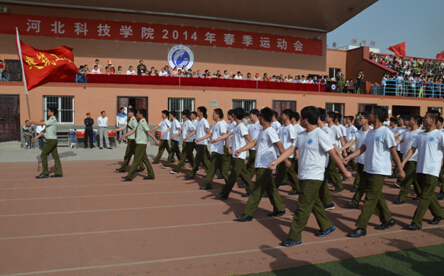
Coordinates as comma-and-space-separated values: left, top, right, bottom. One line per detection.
394, 115, 423, 204
35, 119, 46, 150
151, 110, 172, 164
401, 110, 444, 229
344, 106, 405, 238
163, 111, 182, 168
116, 107, 127, 144
185, 107, 210, 179
235, 107, 286, 221
97, 111, 112, 150
171, 110, 195, 174
200, 108, 228, 190
246, 109, 263, 180
270, 106, 351, 247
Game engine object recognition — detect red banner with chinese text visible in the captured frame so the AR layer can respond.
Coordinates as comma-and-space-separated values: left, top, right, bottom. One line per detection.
1, 13, 323, 56
16, 38, 78, 91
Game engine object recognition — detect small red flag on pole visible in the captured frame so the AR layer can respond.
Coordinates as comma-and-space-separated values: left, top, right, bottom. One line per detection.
388, 42, 406, 56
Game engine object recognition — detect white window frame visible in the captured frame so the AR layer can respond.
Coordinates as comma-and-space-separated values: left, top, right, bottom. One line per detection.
43, 96, 75, 124
232, 99, 256, 114
168, 98, 195, 123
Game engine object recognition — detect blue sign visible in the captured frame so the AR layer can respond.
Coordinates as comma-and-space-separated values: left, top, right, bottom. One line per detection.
167, 45, 195, 69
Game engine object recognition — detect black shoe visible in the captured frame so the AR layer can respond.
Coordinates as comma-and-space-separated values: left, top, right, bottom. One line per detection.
436, 194, 444, 200
315, 226, 336, 237
116, 168, 126, 173
394, 199, 406, 204
136, 168, 144, 172
389, 174, 396, 179
236, 214, 253, 221
280, 182, 287, 186
412, 196, 421, 200
375, 219, 395, 230
428, 218, 442, 225
347, 201, 358, 208
50, 174, 63, 178
332, 189, 344, 193
351, 188, 357, 193
143, 176, 154, 180
99, 147, 103, 150
184, 175, 194, 180
107, 147, 113, 150
407, 223, 421, 230
152, 161, 159, 164
281, 239, 302, 247
347, 228, 367, 237
200, 186, 212, 190
268, 210, 285, 217
324, 204, 335, 210
238, 183, 246, 188
215, 193, 228, 199
217, 174, 223, 179
121, 176, 132, 181
84, 146, 88, 149
35, 173, 49, 179
288, 190, 299, 195
241, 192, 251, 197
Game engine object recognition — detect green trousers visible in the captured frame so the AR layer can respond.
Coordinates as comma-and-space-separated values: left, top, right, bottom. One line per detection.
222, 146, 232, 176
127, 144, 155, 180
245, 150, 257, 180
398, 161, 421, 201
165, 140, 181, 166
288, 180, 333, 241
188, 144, 210, 178
319, 178, 333, 207
351, 163, 366, 206
243, 168, 284, 217
349, 158, 358, 171
356, 173, 392, 229
393, 151, 402, 176
412, 173, 444, 228
275, 158, 300, 192
154, 139, 171, 163
439, 164, 444, 183
41, 139, 63, 175
327, 156, 344, 190
204, 152, 229, 188
175, 142, 195, 172
221, 157, 253, 196
120, 139, 146, 171
352, 162, 363, 189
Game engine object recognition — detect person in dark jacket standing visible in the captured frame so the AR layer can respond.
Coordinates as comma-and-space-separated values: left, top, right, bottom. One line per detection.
84, 112, 94, 149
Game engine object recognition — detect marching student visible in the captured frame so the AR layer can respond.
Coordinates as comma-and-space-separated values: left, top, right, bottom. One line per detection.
270, 106, 351, 247
215, 107, 254, 199
162, 111, 182, 169
200, 108, 229, 190
343, 106, 405, 238
190, 111, 198, 155
223, 109, 237, 178
235, 107, 286, 221
120, 109, 160, 181
291, 111, 304, 135
402, 110, 444, 230
171, 110, 195, 174
325, 111, 345, 193
393, 115, 423, 204
246, 109, 263, 179
274, 109, 300, 195
345, 115, 358, 172
436, 117, 444, 200
271, 111, 281, 133
151, 110, 171, 164
392, 115, 407, 179
114, 108, 145, 173
185, 107, 210, 180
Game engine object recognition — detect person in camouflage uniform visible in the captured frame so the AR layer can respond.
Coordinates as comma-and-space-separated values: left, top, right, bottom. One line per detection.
336, 70, 345, 93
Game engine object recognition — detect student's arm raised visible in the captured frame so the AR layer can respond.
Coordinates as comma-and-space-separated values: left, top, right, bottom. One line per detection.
343, 144, 366, 164
235, 139, 257, 157
268, 145, 296, 170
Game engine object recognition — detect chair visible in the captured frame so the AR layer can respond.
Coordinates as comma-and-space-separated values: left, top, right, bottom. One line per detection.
75, 131, 85, 149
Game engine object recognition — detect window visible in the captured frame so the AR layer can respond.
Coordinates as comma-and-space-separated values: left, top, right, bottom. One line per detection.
168, 98, 195, 123
273, 100, 297, 121
428, 107, 442, 113
328, 68, 341, 79
326, 103, 344, 115
232, 100, 256, 114
43, 96, 74, 124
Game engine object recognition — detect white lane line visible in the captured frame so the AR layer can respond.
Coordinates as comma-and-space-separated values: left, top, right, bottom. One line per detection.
1, 225, 442, 276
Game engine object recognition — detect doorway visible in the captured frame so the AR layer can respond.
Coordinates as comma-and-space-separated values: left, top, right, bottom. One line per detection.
117, 96, 148, 119
392, 105, 420, 116
0, 95, 20, 142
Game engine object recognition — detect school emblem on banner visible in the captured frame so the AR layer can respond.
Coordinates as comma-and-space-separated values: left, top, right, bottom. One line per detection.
167, 45, 194, 69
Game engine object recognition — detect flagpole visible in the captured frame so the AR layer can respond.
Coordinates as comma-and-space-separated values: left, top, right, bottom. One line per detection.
16, 27, 31, 120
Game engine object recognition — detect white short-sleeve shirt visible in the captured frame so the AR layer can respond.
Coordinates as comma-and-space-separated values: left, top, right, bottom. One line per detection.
191, 120, 198, 140
412, 129, 444, 177
399, 129, 422, 162
296, 128, 333, 181
248, 121, 263, 150
363, 127, 397, 175
159, 119, 171, 140
271, 121, 281, 133
322, 126, 336, 168
196, 118, 210, 145
232, 123, 249, 159
395, 126, 407, 151
254, 127, 280, 169
293, 124, 305, 135
278, 124, 297, 157
210, 120, 227, 154
354, 129, 370, 165
182, 120, 195, 142
170, 119, 181, 141
227, 121, 237, 148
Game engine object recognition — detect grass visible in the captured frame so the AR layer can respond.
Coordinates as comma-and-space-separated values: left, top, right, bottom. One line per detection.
240, 243, 444, 276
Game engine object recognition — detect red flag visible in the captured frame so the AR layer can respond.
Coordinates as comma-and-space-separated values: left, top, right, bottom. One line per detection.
16, 31, 78, 92
436, 51, 444, 61
388, 42, 406, 56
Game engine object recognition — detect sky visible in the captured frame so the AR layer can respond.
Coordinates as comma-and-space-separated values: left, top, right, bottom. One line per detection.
327, 0, 444, 59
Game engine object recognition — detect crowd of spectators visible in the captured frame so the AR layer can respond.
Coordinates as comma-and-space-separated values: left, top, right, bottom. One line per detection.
75, 59, 330, 84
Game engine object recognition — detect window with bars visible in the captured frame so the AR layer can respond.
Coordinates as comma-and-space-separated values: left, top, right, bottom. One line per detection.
325, 103, 344, 115
232, 100, 256, 114
43, 96, 74, 124
168, 98, 195, 123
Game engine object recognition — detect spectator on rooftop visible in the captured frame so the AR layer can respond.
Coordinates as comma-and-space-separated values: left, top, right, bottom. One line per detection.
94, 59, 102, 71
223, 70, 230, 79
76, 65, 87, 83
137, 60, 147, 75
148, 67, 156, 75
254, 73, 260, 81
91, 65, 101, 74
164, 65, 171, 75
116, 66, 123, 75
203, 70, 211, 78
263, 73, 269, 81
159, 67, 169, 76
171, 66, 178, 76
186, 69, 192, 78
234, 71, 242, 80
126, 66, 136, 75
214, 70, 222, 78
195, 70, 202, 78
83, 64, 91, 73
245, 72, 252, 80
